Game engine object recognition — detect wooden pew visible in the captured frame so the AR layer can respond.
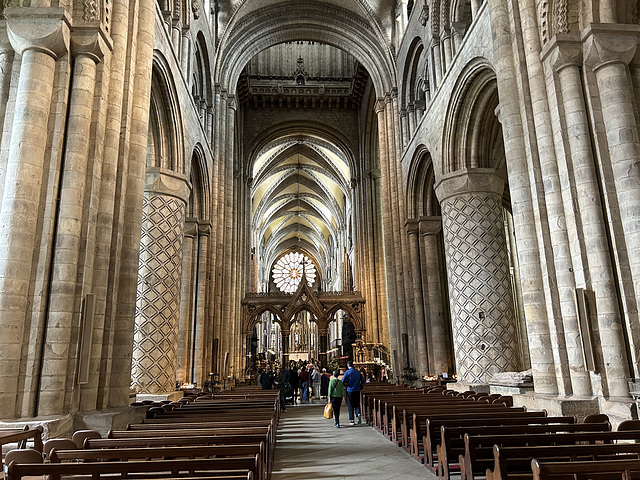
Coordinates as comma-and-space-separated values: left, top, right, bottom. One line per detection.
531, 457, 640, 480
0, 426, 43, 456
50, 444, 266, 480
486, 443, 640, 480
394, 402, 528, 452
417, 410, 546, 467
6, 457, 259, 480
437, 421, 611, 479
460, 429, 640, 480
107, 426, 274, 478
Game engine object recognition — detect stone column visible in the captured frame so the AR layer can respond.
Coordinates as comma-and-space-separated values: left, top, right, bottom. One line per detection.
193, 221, 210, 386
487, 0, 557, 395
38, 30, 108, 415
0, 23, 13, 152
435, 169, 520, 385
442, 27, 453, 71
131, 169, 190, 395
0, 8, 69, 418
581, 25, 640, 396
419, 216, 449, 375
375, 99, 401, 373
406, 219, 429, 375
400, 108, 409, 147
470, 0, 481, 19
177, 219, 197, 385
282, 330, 290, 368
111, 0, 157, 407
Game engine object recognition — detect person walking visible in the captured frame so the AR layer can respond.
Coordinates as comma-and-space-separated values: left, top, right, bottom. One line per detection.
342, 361, 365, 425
328, 370, 346, 428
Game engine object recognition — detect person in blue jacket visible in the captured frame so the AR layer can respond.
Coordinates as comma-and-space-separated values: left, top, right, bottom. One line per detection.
342, 360, 365, 425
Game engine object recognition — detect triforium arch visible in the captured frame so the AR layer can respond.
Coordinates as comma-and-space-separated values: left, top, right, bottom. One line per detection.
435, 57, 523, 386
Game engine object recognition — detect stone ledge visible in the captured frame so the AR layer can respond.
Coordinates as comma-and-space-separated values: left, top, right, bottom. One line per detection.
74, 406, 147, 437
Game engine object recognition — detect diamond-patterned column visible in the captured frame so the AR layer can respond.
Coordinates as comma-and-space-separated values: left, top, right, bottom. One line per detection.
435, 169, 520, 385
132, 170, 189, 394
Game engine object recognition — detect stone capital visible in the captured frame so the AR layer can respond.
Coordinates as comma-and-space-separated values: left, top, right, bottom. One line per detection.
198, 221, 212, 236
71, 26, 112, 63
419, 216, 442, 236
374, 98, 386, 114
184, 219, 198, 238
5, 7, 70, 58
145, 167, 191, 203
582, 23, 640, 72
541, 34, 582, 73
405, 218, 420, 235
434, 168, 505, 203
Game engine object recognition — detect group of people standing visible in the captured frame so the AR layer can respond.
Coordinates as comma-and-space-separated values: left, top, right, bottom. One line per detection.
256, 361, 333, 409
256, 360, 366, 429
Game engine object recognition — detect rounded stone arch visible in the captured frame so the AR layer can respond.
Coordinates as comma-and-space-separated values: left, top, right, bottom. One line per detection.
192, 31, 213, 103
187, 143, 210, 220
325, 303, 364, 332
245, 305, 285, 334
148, 52, 185, 174
442, 57, 501, 174
407, 146, 441, 218
399, 36, 426, 111
450, 0, 473, 27
214, 1, 396, 98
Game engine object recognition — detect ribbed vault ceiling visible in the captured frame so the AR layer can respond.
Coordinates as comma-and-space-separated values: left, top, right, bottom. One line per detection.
252, 135, 351, 288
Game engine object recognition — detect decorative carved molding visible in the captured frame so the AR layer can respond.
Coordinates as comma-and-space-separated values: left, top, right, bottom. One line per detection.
83, 0, 99, 22
192, 0, 200, 19
419, 3, 429, 26
553, 0, 569, 35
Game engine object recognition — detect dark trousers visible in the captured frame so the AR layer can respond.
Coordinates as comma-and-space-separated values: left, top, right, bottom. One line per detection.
330, 397, 343, 425
346, 390, 361, 421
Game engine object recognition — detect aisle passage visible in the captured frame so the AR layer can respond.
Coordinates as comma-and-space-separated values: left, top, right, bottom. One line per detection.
272, 404, 435, 479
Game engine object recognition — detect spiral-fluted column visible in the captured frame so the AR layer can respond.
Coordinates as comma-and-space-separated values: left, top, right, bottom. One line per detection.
435, 170, 520, 385
131, 170, 189, 395
0, 8, 69, 418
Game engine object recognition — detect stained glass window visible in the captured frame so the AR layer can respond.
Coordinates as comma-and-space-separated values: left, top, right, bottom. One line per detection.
272, 252, 317, 293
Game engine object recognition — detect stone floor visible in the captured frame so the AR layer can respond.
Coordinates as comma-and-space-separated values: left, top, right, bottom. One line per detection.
271, 402, 436, 479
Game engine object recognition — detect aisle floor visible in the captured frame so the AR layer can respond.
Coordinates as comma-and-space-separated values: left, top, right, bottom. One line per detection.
271, 402, 435, 479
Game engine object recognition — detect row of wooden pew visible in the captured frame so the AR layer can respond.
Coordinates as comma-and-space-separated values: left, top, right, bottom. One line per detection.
361, 382, 640, 480
2, 387, 280, 480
